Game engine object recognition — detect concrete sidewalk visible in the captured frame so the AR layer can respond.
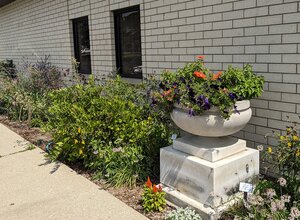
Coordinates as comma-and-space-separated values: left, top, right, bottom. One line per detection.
0, 123, 148, 220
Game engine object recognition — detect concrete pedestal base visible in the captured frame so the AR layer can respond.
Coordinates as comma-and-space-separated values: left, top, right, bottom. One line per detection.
160, 137, 259, 219
173, 135, 246, 162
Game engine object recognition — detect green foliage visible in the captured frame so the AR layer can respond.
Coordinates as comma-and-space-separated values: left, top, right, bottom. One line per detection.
166, 207, 202, 220
154, 57, 264, 119
26, 144, 36, 151
142, 177, 166, 212
226, 123, 300, 220
226, 183, 297, 220
19, 55, 62, 94
265, 125, 300, 182
0, 57, 62, 126
0, 75, 48, 124
0, 59, 16, 78
44, 77, 176, 187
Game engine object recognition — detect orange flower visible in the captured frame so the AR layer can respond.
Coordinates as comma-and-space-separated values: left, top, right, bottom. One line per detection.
145, 176, 152, 189
162, 90, 172, 96
212, 71, 222, 80
152, 184, 158, 193
196, 55, 205, 60
194, 71, 206, 79
167, 96, 174, 101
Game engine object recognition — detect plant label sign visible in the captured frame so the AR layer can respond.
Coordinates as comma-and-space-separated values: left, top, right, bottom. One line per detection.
171, 134, 177, 140
239, 182, 253, 193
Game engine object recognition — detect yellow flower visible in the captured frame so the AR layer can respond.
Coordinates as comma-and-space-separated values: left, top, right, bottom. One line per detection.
74, 139, 78, 144
293, 135, 299, 141
280, 136, 285, 140
79, 149, 83, 155
78, 127, 81, 134
268, 147, 272, 153
296, 149, 300, 157
81, 140, 85, 145
288, 142, 292, 147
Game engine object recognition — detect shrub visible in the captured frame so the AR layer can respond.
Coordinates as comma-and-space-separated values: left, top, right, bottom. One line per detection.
0, 57, 62, 125
166, 207, 202, 220
142, 177, 166, 212
19, 55, 62, 94
44, 77, 176, 187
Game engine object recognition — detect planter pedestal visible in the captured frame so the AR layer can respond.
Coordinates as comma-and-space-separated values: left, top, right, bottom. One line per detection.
160, 135, 259, 220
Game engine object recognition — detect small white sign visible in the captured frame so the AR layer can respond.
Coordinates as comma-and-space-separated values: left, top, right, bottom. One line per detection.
239, 182, 253, 193
171, 134, 177, 140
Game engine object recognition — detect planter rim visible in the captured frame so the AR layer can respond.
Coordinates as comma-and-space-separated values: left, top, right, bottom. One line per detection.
174, 100, 250, 114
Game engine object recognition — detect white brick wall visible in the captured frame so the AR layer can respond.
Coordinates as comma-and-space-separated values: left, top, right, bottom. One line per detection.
1, 0, 300, 148
0, 0, 71, 69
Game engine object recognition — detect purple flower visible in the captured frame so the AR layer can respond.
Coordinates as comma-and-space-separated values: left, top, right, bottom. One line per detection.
229, 92, 237, 100
180, 77, 186, 83
196, 95, 210, 110
150, 97, 157, 107
203, 98, 211, 110
188, 108, 195, 117
188, 88, 196, 102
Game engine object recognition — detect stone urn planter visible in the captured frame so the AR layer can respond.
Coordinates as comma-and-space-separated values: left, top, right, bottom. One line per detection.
158, 57, 264, 219
171, 100, 252, 137
160, 101, 259, 220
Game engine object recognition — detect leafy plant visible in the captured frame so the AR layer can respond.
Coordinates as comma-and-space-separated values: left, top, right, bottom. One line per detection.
0, 57, 63, 126
142, 177, 166, 212
44, 77, 176, 187
0, 59, 16, 78
225, 122, 300, 219
19, 55, 62, 94
263, 124, 300, 209
226, 182, 299, 220
166, 207, 202, 220
153, 56, 264, 119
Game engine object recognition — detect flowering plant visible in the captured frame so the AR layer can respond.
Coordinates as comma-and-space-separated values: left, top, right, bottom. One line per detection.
154, 56, 264, 119
142, 177, 166, 212
263, 123, 300, 209
227, 181, 300, 220
266, 124, 300, 180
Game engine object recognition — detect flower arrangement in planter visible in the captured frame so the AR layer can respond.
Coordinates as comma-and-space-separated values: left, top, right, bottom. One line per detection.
153, 56, 264, 120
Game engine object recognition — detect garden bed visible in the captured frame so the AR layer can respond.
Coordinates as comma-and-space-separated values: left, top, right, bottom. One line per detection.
1, 58, 298, 220
0, 116, 174, 220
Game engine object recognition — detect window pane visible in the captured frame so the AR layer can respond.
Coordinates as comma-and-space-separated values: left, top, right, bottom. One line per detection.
73, 17, 91, 74
115, 7, 142, 78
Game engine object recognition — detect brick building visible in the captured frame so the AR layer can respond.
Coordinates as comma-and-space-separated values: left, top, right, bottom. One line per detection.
1, 0, 300, 148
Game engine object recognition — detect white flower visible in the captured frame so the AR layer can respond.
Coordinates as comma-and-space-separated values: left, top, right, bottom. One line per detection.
278, 177, 287, 187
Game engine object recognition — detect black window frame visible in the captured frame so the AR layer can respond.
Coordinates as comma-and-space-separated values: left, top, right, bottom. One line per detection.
72, 16, 91, 74
114, 6, 142, 79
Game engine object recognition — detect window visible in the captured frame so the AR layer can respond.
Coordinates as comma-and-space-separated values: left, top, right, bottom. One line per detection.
114, 6, 142, 79
73, 16, 91, 74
